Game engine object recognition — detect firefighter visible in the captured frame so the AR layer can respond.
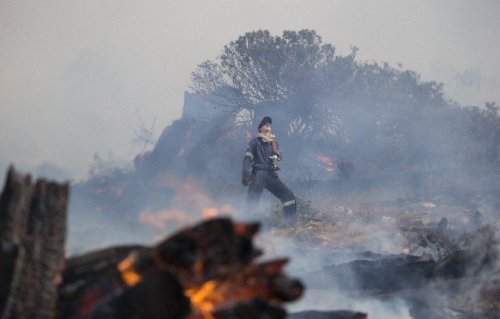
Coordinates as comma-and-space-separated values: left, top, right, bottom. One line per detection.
242, 116, 297, 224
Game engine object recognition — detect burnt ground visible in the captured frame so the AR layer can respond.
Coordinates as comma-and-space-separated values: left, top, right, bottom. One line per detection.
66, 175, 499, 318
256, 190, 500, 318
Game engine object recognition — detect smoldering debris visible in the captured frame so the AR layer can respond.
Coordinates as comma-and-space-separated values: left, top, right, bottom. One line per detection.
58, 217, 308, 319
263, 195, 499, 319
0, 168, 369, 319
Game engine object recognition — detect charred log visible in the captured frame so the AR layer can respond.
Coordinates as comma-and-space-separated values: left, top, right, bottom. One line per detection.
103, 218, 263, 289
202, 298, 287, 319
87, 269, 190, 319
57, 245, 146, 318
0, 166, 69, 319
58, 218, 304, 318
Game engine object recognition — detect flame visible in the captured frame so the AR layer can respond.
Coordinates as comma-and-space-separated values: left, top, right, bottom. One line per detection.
201, 204, 234, 219
185, 280, 219, 319
138, 177, 235, 230
184, 259, 294, 318
202, 207, 219, 219
138, 209, 188, 230
117, 254, 142, 286
317, 154, 335, 172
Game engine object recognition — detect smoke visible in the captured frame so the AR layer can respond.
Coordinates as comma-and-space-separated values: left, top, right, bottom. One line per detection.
62, 31, 500, 317
289, 291, 412, 319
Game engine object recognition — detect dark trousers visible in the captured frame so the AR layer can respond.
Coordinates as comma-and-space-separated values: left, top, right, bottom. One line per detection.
245, 170, 297, 223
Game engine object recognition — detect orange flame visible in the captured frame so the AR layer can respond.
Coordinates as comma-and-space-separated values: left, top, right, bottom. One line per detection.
138, 209, 188, 230
185, 280, 219, 319
202, 207, 219, 219
317, 154, 335, 172
137, 177, 235, 230
117, 254, 142, 286
184, 260, 295, 318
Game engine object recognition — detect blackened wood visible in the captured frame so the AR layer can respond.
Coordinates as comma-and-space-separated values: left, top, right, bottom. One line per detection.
211, 298, 287, 319
87, 269, 190, 319
0, 167, 69, 319
57, 245, 146, 319
58, 218, 303, 318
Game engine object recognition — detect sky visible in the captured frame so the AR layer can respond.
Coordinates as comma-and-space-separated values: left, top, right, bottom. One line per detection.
1, 0, 499, 182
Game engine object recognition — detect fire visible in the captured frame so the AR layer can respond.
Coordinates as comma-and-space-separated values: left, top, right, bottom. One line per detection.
137, 177, 235, 230
201, 204, 234, 219
184, 259, 300, 318
185, 280, 219, 319
117, 254, 142, 286
202, 207, 219, 219
317, 154, 335, 172
111, 219, 303, 319
138, 209, 188, 230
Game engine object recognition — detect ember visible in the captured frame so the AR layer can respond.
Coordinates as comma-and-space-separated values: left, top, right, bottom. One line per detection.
185, 259, 303, 318
117, 253, 142, 286
58, 218, 304, 319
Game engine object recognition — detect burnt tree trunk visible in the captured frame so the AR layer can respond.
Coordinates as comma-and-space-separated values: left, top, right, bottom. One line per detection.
0, 166, 69, 319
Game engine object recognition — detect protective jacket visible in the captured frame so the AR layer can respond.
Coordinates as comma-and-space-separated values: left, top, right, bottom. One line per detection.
241, 135, 296, 224
242, 136, 279, 179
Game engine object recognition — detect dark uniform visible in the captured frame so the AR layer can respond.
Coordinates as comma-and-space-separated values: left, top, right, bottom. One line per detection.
242, 118, 297, 223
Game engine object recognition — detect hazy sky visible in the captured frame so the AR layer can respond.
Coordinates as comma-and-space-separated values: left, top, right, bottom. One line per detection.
1, 0, 499, 181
